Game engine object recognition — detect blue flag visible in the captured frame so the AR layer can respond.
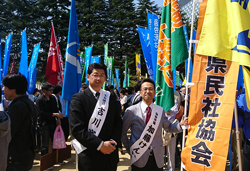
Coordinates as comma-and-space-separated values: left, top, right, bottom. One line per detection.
137, 26, 154, 80
115, 68, 119, 92
3, 33, 13, 78
62, 0, 81, 118
91, 56, 101, 64
27, 43, 40, 94
85, 46, 93, 84
19, 29, 28, 78
147, 11, 160, 81
183, 25, 194, 83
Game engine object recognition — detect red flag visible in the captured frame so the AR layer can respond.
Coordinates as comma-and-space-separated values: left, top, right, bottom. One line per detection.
45, 22, 64, 86
10, 58, 16, 73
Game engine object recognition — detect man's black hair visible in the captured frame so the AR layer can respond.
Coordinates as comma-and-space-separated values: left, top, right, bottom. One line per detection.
87, 63, 107, 77
120, 88, 127, 95
108, 85, 114, 90
41, 83, 53, 91
53, 85, 62, 94
140, 78, 155, 90
2, 73, 28, 95
33, 88, 39, 95
134, 81, 142, 92
82, 83, 88, 90
127, 87, 134, 95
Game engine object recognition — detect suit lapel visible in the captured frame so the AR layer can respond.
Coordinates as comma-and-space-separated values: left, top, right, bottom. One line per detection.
137, 102, 146, 127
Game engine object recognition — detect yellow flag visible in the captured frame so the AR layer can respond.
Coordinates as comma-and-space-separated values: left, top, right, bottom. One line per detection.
196, 0, 250, 67
135, 54, 141, 82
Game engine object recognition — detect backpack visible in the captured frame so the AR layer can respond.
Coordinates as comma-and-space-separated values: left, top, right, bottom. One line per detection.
21, 99, 42, 153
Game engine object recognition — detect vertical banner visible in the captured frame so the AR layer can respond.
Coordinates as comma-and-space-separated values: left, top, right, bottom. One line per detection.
127, 68, 130, 87
3, 33, 13, 78
115, 68, 120, 92
10, 58, 15, 73
85, 45, 93, 84
107, 57, 114, 85
147, 10, 160, 81
45, 22, 64, 86
155, 0, 188, 112
183, 25, 194, 83
243, 66, 250, 109
62, 0, 81, 117
124, 58, 127, 87
136, 54, 142, 82
112, 74, 114, 86
104, 43, 108, 65
19, 29, 28, 78
91, 56, 101, 64
137, 26, 154, 80
181, 0, 239, 170
80, 52, 86, 83
27, 43, 40, 94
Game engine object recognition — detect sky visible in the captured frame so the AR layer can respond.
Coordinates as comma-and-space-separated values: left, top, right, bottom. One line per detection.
154, 0, 163, 8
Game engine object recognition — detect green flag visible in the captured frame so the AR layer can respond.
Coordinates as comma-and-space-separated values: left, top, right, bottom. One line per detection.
107, 57, 114, 85
127, 68, 130, 87
104, 43, 108, 65
155, 0, 188, 112
80, 52, 86, 83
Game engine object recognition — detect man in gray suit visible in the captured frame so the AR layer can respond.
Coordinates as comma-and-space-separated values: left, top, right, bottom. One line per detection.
122, 78, 188, 171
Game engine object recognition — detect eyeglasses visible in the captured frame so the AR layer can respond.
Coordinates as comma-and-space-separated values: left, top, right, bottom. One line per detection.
141, 87, 154, 92
91, 74, 105, 79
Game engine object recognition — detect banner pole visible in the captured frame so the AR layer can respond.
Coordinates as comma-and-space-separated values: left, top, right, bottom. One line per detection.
181, 0, 198, 171
234, 101, 242, 171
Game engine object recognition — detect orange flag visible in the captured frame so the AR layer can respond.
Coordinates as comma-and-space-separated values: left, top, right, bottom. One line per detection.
181, 0, 239, 170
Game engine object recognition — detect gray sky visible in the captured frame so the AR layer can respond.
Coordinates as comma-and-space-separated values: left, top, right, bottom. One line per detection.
153, 0, 163, 7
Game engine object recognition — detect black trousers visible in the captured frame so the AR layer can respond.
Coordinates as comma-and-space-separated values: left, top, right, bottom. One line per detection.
132, 154, 163, 171
243, 137, 250, 171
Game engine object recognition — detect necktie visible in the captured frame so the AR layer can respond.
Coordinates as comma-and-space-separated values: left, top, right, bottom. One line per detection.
146, 106, 151, 124
95, 92, 100, 100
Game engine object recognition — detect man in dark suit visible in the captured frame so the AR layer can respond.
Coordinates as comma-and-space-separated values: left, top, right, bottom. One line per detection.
70, 63, 122, 171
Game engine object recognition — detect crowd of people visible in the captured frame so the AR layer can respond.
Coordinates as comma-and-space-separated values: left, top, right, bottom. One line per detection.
0, 63, 249, 171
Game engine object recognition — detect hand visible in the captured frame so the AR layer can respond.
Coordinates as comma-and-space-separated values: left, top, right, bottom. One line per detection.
56, 118, 61, 125
53, 113, 64, 119
100, 141, 116, 154
180, 115, 188, 127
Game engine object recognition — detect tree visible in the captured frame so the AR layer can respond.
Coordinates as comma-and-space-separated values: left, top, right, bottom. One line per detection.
77, 0, 108, 56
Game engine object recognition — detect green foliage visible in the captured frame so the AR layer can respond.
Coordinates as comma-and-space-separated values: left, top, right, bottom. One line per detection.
0, 0, 197, 84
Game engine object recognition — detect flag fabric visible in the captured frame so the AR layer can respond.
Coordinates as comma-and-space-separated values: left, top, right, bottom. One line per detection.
181, 1, 239, 170
62, 0, 81, 117
183, 25, 194, 83
91, 56, 101, 64
107, 57, 114, 85
115, 68, 119, 92
136, 54, 142, 82
85, 46, 93, 84
237, 65, 244, 90
137, 26, 154, 80
243, 66, 250, 109
80, 52, 86, 83
104, 43, 108, 65
45, 23, 64, 86
155, 0, 188, 112
127, 68, 130, 87
147, 11, 160, 81
124, 59, 128, 87
196, 0, 250, 67
10, 58, 15, 73
27, 43, 40, 94
3, 33, 13, 78
19, 29, 28, 78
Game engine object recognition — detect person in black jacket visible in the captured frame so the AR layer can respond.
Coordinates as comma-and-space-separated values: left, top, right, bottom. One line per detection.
2, 73, 37, 171
70, 63, 122, 171
36, 83, 63, 156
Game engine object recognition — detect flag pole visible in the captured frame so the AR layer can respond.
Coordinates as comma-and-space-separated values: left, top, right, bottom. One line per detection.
181, 0, 199, 171
234, 100, 242, 171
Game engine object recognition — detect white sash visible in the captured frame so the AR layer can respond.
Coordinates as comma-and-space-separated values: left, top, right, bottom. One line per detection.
71, 89, 110, 154
130, 103, 163, 164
